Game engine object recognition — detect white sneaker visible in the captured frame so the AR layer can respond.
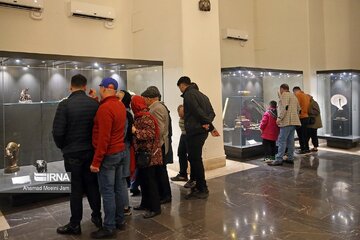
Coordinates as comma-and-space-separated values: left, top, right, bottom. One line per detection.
283, 155, 289, 161
264, 159, 273, 163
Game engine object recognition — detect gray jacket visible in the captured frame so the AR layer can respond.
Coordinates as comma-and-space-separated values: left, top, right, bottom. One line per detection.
149, 101, 170, 154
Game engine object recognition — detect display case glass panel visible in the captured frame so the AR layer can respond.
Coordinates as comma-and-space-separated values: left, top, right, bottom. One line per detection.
221, 67, 303, 157
317, 70, 360, 141
0, 51, 163, 189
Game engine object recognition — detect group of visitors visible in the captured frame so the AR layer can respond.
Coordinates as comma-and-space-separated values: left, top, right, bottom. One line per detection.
259, 84, 322, 166
52, 74, 217, 239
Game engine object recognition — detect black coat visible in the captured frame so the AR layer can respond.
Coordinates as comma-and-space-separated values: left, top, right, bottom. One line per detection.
52, 90, 99, 155
182, 85, 216, 136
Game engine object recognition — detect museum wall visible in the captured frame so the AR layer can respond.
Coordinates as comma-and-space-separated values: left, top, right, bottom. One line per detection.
323, 0, 360, 70
253, 0, 310, 91
219, 0, 256, 68
0, 0, 133, 59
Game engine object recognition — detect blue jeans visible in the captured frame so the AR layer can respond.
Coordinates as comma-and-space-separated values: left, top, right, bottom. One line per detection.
97, 151, 126, 230
275, 126, 296, 163
121, 142, 131, 208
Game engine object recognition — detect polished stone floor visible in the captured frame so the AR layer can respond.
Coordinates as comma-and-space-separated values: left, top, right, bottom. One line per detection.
1, 150, 360, 240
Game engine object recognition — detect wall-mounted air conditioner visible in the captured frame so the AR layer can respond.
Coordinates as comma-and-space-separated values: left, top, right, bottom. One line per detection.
0, 0, 43, 19
222, 28, 249, 41
69, 0, 116, 29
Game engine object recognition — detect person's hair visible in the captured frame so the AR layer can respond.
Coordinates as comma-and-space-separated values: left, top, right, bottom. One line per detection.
177, 104, 183, 111
177, 76, 191, 86
292, 86, 301, 92
280, 83, 289, 91
71, 74, 87, 88
269, 100, 277, 108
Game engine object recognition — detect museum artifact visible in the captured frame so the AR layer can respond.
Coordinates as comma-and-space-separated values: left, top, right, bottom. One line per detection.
330, 94, 347, 110
199, 0, 211, 11
19, 88, 32, 103
4, 142, 21, 174
34, 160, 48, 173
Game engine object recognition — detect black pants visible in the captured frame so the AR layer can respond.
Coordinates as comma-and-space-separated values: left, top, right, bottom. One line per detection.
296, 117, 310, 151
178, 134, 190, 178
156, 145, 172, 200
64, 150, 101, 225
307, 128, 319, 148
263, 139, 277, 158
138, 166, 161, 212
186, 133, 208, 192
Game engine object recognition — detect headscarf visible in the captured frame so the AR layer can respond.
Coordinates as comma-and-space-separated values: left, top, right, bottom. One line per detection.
131, 95, 160, 139
120, 90, 132, 109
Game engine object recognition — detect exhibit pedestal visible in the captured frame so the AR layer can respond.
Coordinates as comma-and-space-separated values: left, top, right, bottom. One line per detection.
326, 139, 358, 149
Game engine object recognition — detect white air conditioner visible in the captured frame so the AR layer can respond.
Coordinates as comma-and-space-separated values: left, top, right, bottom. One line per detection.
0, 0, 43, 11
0, 0, 43, 19
222, 28, 249, 41
69, 1, 116, 28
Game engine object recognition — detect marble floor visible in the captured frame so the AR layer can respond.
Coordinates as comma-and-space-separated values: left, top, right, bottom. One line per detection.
1, 150, 360, 240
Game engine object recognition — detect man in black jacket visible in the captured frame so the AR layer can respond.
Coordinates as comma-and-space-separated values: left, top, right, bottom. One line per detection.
53, 74, 102, 235
177, 76, 215, 199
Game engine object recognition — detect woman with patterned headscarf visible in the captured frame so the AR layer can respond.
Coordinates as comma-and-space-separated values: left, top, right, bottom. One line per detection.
131, 95, 162, 219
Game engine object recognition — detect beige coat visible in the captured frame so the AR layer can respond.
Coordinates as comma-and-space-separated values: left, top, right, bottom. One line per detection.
149, 101, 170, 154
277, 91, 301, 127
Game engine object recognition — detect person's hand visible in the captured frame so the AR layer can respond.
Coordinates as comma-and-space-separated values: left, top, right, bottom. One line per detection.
202, 124, 210, 130
211, 129, 220, 137
276, 119, 281, 125
132, 125, 137, 134
90, 165, 99, 173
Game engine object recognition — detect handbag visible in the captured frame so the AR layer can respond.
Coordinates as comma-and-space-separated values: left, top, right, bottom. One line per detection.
135, 149, 151, 168
308, 116, 316, 125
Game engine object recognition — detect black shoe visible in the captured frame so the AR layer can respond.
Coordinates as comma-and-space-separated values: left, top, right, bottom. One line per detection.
267, 161, 283, 166
57, 223, 81, 235
296, 149, 310, 154
185, 189, 209, 200
91, 216, 103, 228
170, 174, 188, 182
160, 196, 172, 204
133, 205, 147, 211
130, 189, 141, 197
283, 160, 294, 164
116, 222, 126, 231
90, 228, 116, 239
184, 179, 196, 189
143, 210, 161, 219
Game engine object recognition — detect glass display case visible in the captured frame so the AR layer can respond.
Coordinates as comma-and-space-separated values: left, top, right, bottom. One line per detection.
317, 70, 360, 148
221, 67, 303, 159
0, 51, 163, 193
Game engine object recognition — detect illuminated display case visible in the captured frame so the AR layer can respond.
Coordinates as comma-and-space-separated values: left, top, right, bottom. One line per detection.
317, 70, 360, 148
221, 67, 303, 159
0, 51, 163, 193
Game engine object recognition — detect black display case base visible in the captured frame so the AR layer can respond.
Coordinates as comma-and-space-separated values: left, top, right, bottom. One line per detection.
326, 139, 358, 149
224, 144, 264, 160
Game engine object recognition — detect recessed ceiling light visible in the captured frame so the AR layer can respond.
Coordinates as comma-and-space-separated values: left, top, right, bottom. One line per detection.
94, 62, 99, 67
15, 59, 20, 63
110, 70, 115, 73
23, 67, 28, 71
99, 67, 103, 70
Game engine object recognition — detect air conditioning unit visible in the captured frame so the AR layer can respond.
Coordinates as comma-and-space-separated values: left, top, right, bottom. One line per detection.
69, 1, 116, 28
0, 0, 43, 11
222, 28, 249, 41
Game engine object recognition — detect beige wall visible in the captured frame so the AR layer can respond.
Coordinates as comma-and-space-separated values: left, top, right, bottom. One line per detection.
219, 0, 256, 67
254, 0, 311, 90
0, 0, 133, 58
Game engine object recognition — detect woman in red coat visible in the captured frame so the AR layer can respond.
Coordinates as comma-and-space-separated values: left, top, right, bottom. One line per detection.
131, 95, 162, 219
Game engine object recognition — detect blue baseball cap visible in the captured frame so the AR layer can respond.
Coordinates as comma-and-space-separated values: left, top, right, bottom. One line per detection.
99, 77, 118, 90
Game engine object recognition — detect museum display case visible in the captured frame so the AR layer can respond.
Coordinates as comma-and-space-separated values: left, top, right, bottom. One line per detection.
317, 70, 360, 148
221, 67, 303, 159
0, 51, 163, 193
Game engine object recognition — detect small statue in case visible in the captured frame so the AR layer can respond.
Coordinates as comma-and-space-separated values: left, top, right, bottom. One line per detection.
34, 160, 47, 173
4, 142, 21, 174
19, 88, 32, 103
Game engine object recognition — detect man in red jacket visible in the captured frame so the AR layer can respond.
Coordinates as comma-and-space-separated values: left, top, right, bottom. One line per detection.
90, 77, 127, 239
